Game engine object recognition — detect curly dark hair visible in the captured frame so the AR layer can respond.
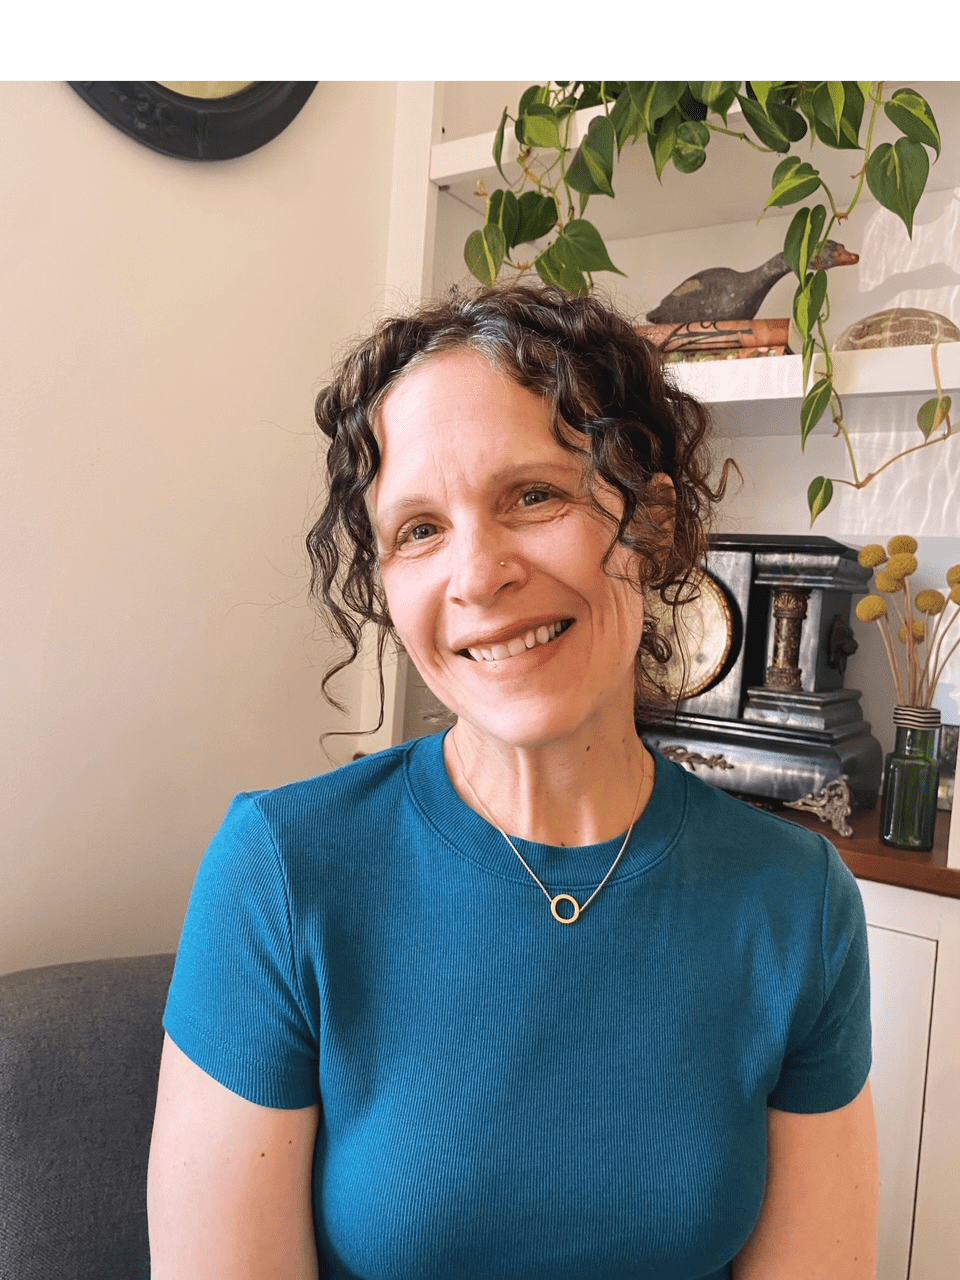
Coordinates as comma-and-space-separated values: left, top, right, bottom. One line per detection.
308, 280, 730, 730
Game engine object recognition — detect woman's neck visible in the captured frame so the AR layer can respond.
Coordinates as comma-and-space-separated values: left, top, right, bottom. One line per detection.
445, 717, 653, 847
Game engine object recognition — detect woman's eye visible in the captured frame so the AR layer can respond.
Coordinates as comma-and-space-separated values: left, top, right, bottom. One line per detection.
407, 522, 437, 542
521, 488, 552, 507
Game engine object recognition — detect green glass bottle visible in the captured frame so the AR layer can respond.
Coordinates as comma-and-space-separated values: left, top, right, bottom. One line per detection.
880, 706, 942, 851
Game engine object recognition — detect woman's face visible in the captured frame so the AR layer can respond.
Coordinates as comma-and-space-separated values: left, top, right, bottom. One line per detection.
370, 348, 648, 753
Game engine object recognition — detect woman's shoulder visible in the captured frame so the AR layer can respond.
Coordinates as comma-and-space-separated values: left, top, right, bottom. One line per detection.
238, 735, 431, 833
659, 753, 856, 904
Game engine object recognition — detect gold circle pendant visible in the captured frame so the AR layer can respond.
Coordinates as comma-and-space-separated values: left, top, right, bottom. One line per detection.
550, 894, 581, 924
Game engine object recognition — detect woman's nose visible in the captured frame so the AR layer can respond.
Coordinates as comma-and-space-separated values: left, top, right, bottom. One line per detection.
446, 528, 525, 606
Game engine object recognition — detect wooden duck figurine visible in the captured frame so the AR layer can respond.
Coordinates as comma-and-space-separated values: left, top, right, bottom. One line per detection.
646, 241, 859, 324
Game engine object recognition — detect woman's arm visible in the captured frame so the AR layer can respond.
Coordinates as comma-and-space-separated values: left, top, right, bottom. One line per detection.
733, 1080, 879, 1280
147, 1034, 321, 1279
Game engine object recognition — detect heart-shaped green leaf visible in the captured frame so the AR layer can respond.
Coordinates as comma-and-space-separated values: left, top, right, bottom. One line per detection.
486, 189, 520, 248
464, 224, 506, 285
534, 242, 588, 296
794, 270, 828, 343
866, 137, 930, 237
522, 103, 563, 151
492, 107, 508, 180
765, 158, 822, 209
807, 269, 828, 325
515, 191, 558, 244
673, 120, 708, 174
748, 81, 776, 113
624, 81, 685, 135
687, 81, 740, 121
807, 476, 833, 523
812, 82, 864, 149
801, 335, 816, 389
648, 106, 680, 180
559, 219, 624, 274
672, 142, 707, 174
610, 85, 644, 149
571, 114, 616, 198
801, 377, 833, 447
784, 204, 827, 280
738, 94, 806, 152
514, 85, 548, 146
885, 88, 941, 159
917, 395, 951, 438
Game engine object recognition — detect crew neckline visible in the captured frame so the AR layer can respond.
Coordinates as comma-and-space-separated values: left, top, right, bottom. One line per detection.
403, 730, 687, 889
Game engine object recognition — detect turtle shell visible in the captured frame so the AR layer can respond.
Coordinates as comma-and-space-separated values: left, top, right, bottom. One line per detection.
835, 307, 960, 351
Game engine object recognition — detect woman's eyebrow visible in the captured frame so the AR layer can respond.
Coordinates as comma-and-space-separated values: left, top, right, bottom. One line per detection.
379, 460, 582, 518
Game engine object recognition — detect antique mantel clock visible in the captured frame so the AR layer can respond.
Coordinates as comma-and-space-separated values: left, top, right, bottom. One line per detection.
643, 534, 882, 822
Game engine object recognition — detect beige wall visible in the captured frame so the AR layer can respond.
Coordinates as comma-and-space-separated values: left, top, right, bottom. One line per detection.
0, 82, 398, 974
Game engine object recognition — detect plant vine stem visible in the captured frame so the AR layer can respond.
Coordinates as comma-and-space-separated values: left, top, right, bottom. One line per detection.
819, 182, 845, 225
824, 341, 955, 492
838, 424, 955, 490
839, 82, 884, 218
705, 122, 774, 153
813, 308, 866, 488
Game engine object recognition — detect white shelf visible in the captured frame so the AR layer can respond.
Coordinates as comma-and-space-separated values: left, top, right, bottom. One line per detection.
672, 342, 960, 413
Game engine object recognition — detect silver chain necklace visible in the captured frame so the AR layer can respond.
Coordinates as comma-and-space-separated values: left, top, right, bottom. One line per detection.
452, 738, 645, 925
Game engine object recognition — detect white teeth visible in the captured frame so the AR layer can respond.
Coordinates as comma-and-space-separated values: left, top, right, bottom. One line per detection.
466, 621, 570, 662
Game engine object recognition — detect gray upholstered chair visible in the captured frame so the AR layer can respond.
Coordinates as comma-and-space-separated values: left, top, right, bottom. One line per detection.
0, 953, 175, 1280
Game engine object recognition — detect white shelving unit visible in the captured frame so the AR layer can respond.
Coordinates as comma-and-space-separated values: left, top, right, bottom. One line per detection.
378, 83, 960, 1280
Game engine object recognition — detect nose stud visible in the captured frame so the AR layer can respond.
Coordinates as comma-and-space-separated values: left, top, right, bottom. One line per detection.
500, 561, 506, 566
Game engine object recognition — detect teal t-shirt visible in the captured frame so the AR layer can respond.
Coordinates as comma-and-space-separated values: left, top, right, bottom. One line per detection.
164, 733, 871, 1280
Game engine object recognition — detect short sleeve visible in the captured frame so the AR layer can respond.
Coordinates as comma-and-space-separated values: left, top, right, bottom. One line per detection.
163, 793, 320, 1109
768, 839, 872, 1113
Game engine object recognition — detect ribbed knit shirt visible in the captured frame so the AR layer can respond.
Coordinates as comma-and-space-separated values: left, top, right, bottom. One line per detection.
164, 732, 871, 1280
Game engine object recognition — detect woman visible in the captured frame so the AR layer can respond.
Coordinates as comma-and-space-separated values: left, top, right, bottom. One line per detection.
148, 283, 879, 1278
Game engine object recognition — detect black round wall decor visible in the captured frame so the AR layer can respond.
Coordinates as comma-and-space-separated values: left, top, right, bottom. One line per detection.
67, 82, 317, 161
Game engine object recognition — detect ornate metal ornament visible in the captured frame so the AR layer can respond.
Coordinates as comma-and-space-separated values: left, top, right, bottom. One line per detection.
656, 745, 735, 772
784, 775, 854, 837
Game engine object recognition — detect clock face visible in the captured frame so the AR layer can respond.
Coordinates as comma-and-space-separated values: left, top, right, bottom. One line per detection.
647, 572, 735, 700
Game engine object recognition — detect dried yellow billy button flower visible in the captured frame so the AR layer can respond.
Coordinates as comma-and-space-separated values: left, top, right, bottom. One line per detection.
916, 589, 946, 615
855, 595, 887, 622
875, 571, 904, 593
887, 534, 919, 554
885, 552, 919, 580
952, 584, 960, 605
947, 565, 960, 586
899, 620, 927, 642
858, 544, 888, 568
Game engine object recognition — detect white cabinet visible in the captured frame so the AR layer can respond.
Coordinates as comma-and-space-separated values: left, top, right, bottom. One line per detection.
861, 881, 960, 1280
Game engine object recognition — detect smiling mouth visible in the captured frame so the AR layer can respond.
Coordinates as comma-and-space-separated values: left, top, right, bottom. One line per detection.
460, 619, 574, 662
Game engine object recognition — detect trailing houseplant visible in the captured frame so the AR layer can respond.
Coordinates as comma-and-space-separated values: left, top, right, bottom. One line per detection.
463, 81, 951, 522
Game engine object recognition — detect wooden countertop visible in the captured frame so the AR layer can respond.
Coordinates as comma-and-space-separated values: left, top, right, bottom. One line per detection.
784, 806, 960, 899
